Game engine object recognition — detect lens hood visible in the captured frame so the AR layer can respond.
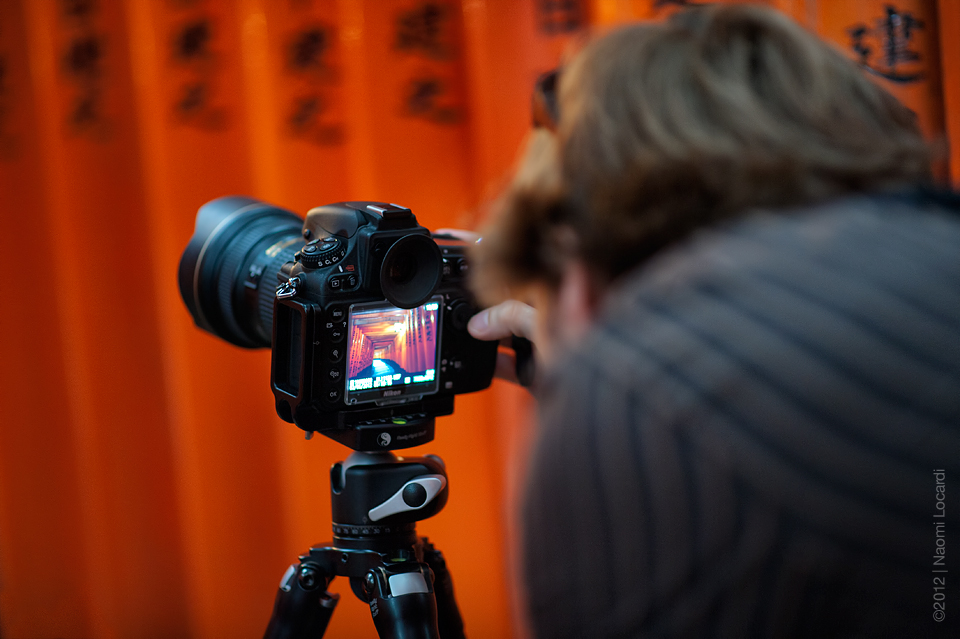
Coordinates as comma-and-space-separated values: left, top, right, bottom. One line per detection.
178, 196, 303, 347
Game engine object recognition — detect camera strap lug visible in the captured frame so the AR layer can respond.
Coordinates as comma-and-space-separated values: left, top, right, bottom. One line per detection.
276, 275, 302, 299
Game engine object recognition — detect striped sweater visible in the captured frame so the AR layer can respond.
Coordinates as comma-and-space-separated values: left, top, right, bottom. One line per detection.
523, 192, 960, 638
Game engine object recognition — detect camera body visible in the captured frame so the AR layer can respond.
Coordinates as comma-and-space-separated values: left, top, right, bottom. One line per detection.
218, 200, 496, 450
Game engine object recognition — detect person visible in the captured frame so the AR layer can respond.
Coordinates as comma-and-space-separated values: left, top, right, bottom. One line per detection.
463, 5, 960, 638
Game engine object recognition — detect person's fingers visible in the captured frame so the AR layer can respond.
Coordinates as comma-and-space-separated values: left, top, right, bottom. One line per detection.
432, 229, 533, 384
433, 228, 480, 243
468, 300, 537, 342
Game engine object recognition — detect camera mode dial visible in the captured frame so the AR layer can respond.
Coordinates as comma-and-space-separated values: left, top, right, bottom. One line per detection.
297, 236, 346, 269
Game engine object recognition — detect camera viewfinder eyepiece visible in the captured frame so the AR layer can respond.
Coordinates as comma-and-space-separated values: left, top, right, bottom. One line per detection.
380, 235, 443, 309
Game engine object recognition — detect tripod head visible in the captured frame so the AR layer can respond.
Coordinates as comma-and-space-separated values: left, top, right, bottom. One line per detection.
265, 448, 465, 639
329, 451, 448, 546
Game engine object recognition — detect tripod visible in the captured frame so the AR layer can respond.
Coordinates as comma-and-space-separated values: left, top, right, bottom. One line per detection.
264, 449, 466, 638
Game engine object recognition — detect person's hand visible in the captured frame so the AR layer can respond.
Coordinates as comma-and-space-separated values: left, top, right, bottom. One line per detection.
468, 300, 538, 385
435, 228, 539, 386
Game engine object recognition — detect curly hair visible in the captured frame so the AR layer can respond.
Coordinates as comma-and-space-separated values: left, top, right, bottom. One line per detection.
471, 4, 932, 302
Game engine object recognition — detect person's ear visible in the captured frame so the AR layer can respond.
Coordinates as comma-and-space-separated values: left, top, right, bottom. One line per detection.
555, 259, 601, 342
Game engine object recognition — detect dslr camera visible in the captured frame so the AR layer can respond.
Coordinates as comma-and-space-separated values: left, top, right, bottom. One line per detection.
178, 197, 497, 451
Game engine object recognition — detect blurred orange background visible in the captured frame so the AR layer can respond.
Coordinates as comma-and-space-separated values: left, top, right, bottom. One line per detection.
0, 1, 957, 637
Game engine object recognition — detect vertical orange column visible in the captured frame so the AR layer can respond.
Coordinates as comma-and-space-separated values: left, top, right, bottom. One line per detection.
0, 1, 91, 637
234, 4, 413, 631
338, 0, 477, 229
16, 0, 190, 636
458, 3, 591, 638
232, 5, 374, 636
811, 0, 947, 178
304, 2, 514, 637
237, 0, 354, 209
124, 0, 288, 636
462, 0, 587, 198
938, 0, 960, 186
400, 322, 410, 369
406, 315, 414, 372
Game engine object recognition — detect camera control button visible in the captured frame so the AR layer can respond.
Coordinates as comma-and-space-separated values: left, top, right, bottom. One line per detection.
329, 307, 346, 322
449, 301, 473, 331
329, 274, 358, 291
300, 236, 344, 269
327, 368, 342, 381
299, 244, 323, 268
331, 326, 345, 342
329, 346, 344, 362
324, 387, 341, 404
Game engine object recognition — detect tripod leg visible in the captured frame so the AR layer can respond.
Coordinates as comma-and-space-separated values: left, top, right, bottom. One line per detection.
364, 564, 441, 639
422, 539, 466, 639
264, 561, 339, 639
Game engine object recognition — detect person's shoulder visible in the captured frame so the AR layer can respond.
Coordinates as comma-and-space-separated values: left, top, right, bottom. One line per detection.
611, 189, 960, 308
592, 190, 960, 332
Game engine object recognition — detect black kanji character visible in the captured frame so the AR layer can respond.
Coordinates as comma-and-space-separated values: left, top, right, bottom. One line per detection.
880, 5, 922, 70
289, 28, 328, 70
175, 20, 211, 60
847, 4, 925, 84
65, 36, 102, 78
538, 0, 584, 35
177, 82, 207, 113
395, 3, 447, 57
406, 77, 441, 115
848, 25, 872, 65
71, 91, 99, 125
404, 77, 459, 123
61, 0, 96, 19
289, 95, 324, 130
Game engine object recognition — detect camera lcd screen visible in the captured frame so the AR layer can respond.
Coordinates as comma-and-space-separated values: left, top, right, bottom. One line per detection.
345, 298, 441, 405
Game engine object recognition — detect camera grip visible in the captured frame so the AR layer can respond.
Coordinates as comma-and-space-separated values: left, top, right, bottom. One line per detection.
512, 336, 536, 388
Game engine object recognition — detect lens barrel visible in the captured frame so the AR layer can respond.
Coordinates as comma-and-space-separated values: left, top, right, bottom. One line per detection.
178, 196, 303, 348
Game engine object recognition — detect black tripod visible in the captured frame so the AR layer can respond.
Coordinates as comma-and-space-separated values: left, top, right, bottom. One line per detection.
264, 450, 466, 638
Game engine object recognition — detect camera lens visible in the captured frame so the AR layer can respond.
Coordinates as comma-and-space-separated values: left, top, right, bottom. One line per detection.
380, 234, 443, 309
178, 196, 303, 348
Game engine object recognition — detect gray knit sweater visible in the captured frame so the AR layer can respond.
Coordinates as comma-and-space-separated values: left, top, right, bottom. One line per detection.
523, 193, 960, 638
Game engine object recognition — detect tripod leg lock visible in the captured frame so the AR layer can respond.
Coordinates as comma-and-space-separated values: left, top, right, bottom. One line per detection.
363, 564, 441, 639
264, 562, 339, 639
